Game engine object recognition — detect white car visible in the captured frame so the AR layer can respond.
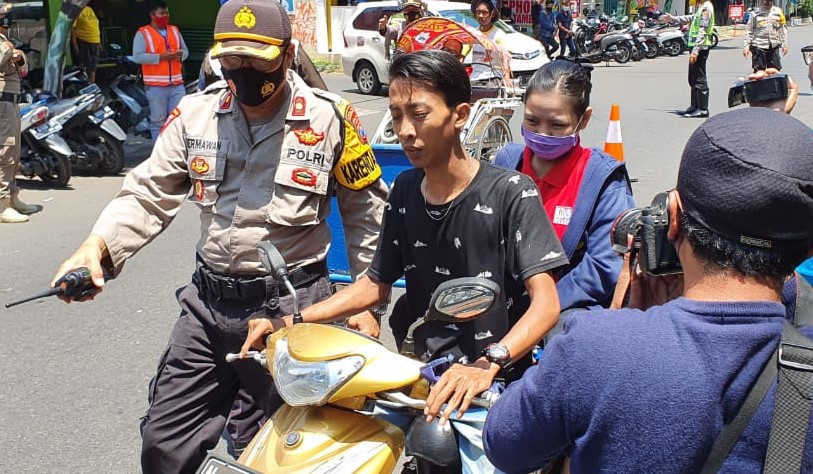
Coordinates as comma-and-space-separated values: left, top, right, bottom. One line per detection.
341, 0, 548, 95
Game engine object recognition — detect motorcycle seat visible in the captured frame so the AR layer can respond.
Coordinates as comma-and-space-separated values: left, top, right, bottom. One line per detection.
48, 99, 79, 117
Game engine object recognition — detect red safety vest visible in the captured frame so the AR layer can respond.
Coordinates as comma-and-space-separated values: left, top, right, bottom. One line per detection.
138, 25, 184, 87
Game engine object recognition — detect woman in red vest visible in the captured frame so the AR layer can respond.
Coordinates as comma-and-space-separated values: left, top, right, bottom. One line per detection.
131, 1, 188, 139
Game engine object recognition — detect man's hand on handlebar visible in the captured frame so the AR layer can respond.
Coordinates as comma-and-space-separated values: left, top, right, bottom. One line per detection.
241, 316, 291, 356
424, 358, 500, 425
346, 310, 381, 338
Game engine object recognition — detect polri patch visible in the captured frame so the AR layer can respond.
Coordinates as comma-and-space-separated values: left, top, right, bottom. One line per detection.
284, 146, 328, 169
294, 127, 325, 146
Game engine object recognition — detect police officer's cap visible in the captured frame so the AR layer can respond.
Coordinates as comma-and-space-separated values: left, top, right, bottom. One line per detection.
401, 0, 422, 10
211, 0, 292, 63
677, 107, 813, 249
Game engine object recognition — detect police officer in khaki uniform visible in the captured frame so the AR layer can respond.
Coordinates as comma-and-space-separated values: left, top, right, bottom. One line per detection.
0, 3, 39, 223
52, 0, 388, 472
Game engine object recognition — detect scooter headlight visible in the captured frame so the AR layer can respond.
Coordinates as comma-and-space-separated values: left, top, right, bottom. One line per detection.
272, 338, 364, 406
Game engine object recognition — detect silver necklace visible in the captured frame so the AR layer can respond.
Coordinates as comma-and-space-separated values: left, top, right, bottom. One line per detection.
422, 161, 478, 221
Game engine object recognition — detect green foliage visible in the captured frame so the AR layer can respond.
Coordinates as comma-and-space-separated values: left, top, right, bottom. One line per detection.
312, 58, 343, 73
796, 0, 813, 18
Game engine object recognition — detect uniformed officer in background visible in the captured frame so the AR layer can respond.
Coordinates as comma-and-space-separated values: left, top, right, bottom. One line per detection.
51, 0, 388, 472
0, 2, 39, 223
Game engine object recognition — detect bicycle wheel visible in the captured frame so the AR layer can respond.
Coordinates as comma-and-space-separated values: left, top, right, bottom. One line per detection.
475, 116, 512, 163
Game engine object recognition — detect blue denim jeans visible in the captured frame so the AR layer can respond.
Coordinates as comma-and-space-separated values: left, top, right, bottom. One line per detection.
145, 84, 186, 140
559, 34, 578, 58
373, 404, 505, 474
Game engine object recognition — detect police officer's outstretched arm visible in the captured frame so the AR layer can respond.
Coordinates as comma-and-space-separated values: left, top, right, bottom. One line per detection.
51, 99, 195, 301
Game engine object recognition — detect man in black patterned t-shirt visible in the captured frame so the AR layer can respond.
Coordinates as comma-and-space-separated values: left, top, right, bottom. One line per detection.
243, 50, 567, 425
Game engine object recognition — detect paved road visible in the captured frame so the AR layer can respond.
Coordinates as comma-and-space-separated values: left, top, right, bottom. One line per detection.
0, 26, 810, 473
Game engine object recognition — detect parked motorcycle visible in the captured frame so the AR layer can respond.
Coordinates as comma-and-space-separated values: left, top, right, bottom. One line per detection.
18, 100, 73, 187
641, 22, 686, 57
197, 242, 504, 474
574, 19, 634, 64
108, 67, 151, 139
48, 83, 128, 175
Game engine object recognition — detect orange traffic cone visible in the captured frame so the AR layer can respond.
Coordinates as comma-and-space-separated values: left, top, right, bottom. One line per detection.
604, 104, 624, 161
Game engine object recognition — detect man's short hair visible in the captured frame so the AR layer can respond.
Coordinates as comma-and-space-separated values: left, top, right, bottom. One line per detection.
388, 50, 471, 107
150, 1, 168, 14
676, 108, 813, 278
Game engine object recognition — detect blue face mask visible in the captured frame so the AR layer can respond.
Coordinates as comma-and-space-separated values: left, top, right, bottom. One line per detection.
521, 117, 583, 160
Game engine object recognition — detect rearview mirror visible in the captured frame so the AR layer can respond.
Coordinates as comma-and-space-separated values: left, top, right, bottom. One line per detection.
401, 277, 501, 360
426, 278, 500, 322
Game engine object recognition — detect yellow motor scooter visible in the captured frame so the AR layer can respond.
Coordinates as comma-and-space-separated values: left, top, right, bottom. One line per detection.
196, 242, 501, 474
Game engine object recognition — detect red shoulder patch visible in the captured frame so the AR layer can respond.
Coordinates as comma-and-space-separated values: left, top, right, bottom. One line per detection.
292, 96, 306, 116
160, 107, 181, 134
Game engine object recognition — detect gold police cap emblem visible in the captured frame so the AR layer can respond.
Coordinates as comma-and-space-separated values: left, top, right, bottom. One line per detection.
234, 6, 256, 29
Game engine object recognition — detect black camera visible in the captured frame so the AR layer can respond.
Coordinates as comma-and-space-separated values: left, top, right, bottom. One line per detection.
728, 74, 789, 108
610, 192, 682, 275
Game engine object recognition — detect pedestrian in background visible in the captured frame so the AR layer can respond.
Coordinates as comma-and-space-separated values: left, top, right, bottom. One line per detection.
661, 1, 715, 118
556, 3, 578, 59
743, 0, 788, 72
131, 1, 188, 140
379, 0, 424, 61
538, 0, 559, 59
0, 3, 39, 224
71, 3, 101, 83
532, 0, 542, 40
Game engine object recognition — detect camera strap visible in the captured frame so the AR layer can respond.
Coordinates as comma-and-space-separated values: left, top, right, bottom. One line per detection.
700, 273, 813, 474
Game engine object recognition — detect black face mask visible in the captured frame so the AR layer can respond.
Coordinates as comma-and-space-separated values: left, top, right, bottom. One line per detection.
0, 13, 12, 30
545, 6, 553, 11
222, 64, 286, 107
405, 11, 420, 22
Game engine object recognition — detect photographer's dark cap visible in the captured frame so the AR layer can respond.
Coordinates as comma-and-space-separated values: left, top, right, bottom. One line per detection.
677, 108, 813, 248
211, 0, 291, 62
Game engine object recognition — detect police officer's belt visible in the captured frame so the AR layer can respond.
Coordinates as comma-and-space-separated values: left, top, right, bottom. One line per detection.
0, 92, 19, 104
197, 261, 328, 300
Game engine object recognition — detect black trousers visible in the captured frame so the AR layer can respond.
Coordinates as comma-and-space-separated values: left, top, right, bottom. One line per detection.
751, 46, 782, 72
688, 48, 710, 91
139, 272, 332, 474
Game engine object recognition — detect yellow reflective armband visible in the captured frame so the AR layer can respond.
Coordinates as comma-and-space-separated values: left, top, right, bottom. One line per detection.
333, 101, 382, 190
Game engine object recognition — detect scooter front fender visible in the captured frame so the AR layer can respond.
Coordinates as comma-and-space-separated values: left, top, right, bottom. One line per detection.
239, 404, 404, 473
44, 134, 74, 157
100, 118, 127, 141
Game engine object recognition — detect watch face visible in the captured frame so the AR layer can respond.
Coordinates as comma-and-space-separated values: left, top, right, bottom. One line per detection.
485, 343, 511, 367
488, 344, 509, 359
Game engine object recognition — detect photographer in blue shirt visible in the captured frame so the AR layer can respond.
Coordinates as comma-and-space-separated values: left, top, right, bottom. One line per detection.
483, 108, 813, 473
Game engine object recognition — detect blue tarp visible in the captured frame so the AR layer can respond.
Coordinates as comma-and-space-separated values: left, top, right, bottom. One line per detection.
327, 144, 410, 288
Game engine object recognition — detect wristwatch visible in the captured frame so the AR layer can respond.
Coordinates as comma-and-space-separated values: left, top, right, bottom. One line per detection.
481, 343, 512, 370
